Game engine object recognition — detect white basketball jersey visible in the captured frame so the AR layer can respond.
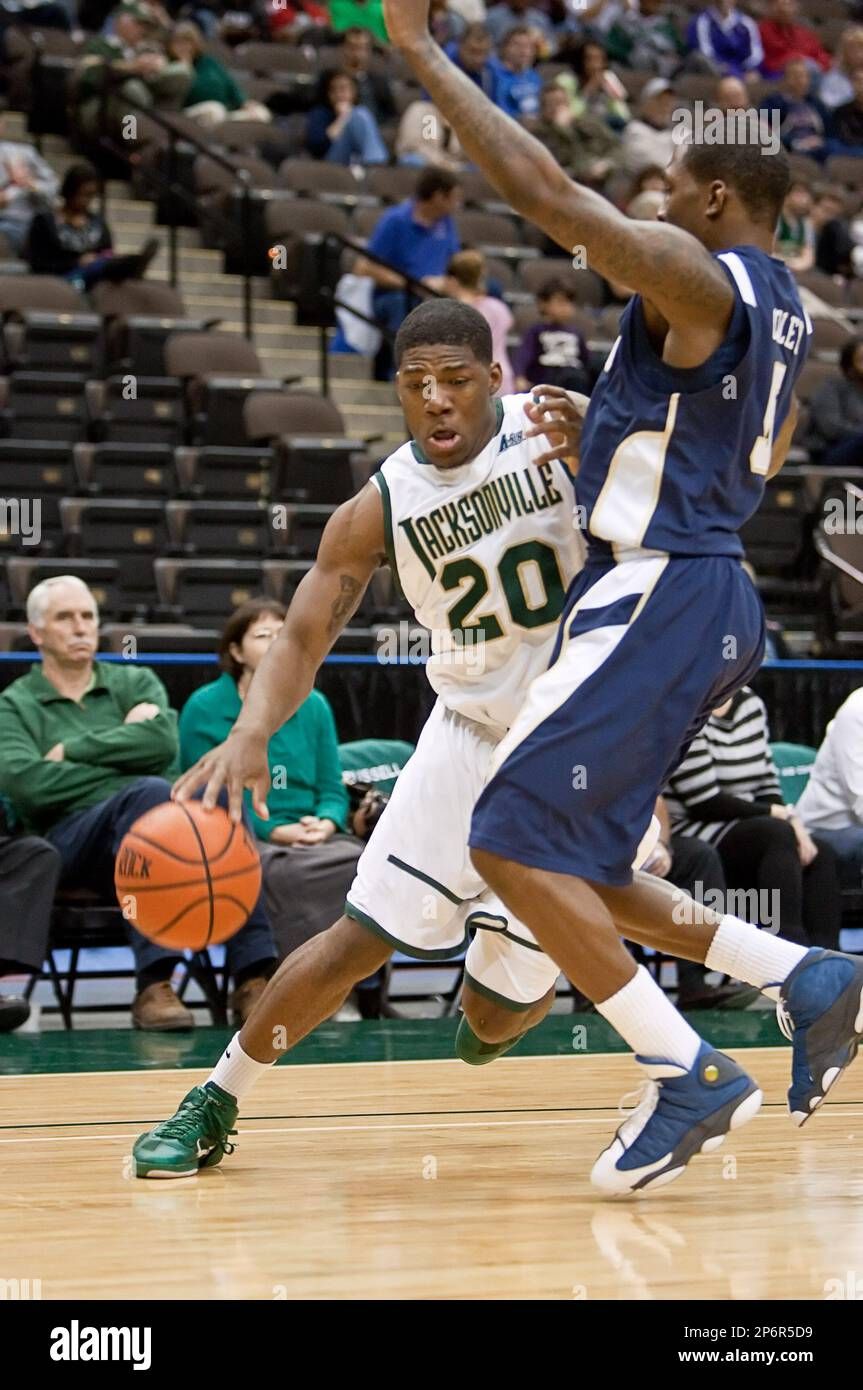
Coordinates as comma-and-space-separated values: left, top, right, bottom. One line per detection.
372, 393, 585, 733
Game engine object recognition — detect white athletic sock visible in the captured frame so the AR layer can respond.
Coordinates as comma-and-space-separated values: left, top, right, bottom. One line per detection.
207, 1032, 275, 1102
705, 915, 809, 995
596, 965, 702, 1069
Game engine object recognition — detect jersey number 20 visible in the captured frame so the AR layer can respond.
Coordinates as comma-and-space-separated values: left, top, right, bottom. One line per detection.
441, 539, 566, 639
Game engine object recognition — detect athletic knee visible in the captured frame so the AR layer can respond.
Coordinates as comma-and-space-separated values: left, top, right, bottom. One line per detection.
462, 991, 523, 1044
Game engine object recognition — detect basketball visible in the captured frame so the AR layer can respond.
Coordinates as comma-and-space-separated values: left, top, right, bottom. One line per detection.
114, 802, 262, 951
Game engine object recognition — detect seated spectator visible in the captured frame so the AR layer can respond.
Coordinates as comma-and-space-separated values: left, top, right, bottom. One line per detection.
305, 69, 389, 165
485, 0, 554, 50
73, 2, 192, 140
713, 73, 749, 110
167, 22, 273, 128
774, 178, 815, 273
179, 600, 364, 965
627, 162, 668, 197
0, 113, 58, 256
532, 80, 621, 187
830, 69, 863, 155
27, 162, 159, 291
820, 25, 863, 111
758, 0, 831, 82
491, 25, 543, 118
445, 249, 515, 393
666, 686, 842, 951
767, 57, 830, 160
329, 0, 388, 44
513, 278, 593, 394
264, 0, 328, 41
445, 22, 497, 98
0, 799, 60, 1032
796, 687, 863, 887
805, 336, 863, 466
339, 24, 398, 124
353, 167, 462, 376
397, 99, 466, 169
0, 576, 278, 1030
429, 0, 468, 47
606, 0, 687, 79
813, 186, 855, 279
686, 0, 763, 80
620, 76, 677, 175
558, 36, 630, 129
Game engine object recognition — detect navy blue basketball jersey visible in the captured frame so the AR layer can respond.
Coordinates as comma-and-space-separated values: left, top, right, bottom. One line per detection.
577, 246, 811, 558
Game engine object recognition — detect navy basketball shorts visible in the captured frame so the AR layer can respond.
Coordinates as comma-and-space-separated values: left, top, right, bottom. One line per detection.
469, 552, 766, 887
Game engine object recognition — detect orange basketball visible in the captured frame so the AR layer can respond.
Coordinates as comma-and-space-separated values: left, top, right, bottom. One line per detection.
114, 802, 262, 951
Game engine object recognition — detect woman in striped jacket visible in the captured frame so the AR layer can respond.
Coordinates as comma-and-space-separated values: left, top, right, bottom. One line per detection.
665, 687, 841, 949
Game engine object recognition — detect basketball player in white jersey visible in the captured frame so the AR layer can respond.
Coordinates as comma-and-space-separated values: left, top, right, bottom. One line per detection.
133, 299, 659, 1177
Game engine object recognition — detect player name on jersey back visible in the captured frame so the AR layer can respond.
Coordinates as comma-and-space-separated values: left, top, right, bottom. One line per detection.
373, 393, 585, 734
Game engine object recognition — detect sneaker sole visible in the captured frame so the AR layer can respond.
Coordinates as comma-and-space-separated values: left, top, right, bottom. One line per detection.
595, 1083, 763, 1197
792, 983, 863, 1127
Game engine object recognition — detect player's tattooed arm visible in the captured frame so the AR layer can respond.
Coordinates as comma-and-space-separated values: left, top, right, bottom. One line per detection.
382, 0, 733, 347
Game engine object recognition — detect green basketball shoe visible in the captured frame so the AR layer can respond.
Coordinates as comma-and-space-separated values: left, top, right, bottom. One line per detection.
133, 1082, 238, 1178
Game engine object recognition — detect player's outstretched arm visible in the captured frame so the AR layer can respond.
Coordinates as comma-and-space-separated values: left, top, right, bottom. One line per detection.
382, 0, 733, 338
173, 483, 386, 821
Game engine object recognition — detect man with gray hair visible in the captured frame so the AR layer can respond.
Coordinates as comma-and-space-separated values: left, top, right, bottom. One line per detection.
0, 575, 278, 1030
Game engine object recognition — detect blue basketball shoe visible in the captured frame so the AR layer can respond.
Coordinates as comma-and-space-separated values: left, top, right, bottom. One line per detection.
776, 948, 863, 1126
591, 1043, 763, 1196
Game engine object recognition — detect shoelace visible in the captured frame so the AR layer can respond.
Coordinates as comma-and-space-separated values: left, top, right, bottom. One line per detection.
158, 1095, 237, 1156
776, 999, 795, 1043
616, 1079, 660, 1142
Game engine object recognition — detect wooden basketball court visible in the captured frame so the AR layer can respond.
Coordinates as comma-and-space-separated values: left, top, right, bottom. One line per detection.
2, 1045, 862, 1300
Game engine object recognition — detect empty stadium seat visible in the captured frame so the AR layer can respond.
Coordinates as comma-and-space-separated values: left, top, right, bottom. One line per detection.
87, 375, 186, 446
244, 389, 346, 441
520, 258, 606, 307
6, 557, 121, 620
155, 557, 265, 627
0, 438, 75, 552
166, 500, 271, 557
174, 445, 271, 500
91, 280, 214, 376
269, 503, 336, 559
164, 330, 288, 447
73, 442, 176, 498
0, 370, 89, 441
60, 499, 168, 614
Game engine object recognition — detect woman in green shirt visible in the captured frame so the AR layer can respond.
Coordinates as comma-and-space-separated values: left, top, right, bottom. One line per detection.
179, 599, 363, 961
167, 23, 273, 129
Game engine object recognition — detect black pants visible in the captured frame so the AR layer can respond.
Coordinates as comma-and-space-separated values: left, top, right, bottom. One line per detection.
0, 834, 61, 975
716, 816, 841, 949
668, 835, 727, 993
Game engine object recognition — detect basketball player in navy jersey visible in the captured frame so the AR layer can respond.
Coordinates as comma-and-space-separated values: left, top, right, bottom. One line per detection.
383, 0, 863, 1193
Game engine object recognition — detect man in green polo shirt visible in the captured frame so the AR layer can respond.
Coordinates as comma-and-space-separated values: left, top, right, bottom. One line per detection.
0, 575, 277, 1031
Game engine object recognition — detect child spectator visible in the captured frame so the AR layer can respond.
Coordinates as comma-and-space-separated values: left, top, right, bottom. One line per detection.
513, 279, 593, 394
774, 179, 815, 273
446, 249, 515, 394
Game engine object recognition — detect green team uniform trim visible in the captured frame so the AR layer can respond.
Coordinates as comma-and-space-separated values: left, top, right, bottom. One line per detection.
372, 470, 405, 599
464, 911, 545, 954
462, 968, 538, 1013
345, 899, 469, 960
386, 853, 465, 905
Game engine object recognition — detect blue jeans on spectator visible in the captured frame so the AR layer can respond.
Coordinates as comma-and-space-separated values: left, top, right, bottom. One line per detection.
807, 824, 863, 889
372, 287, 424, 379
326, 108, 388, 165
820, 435, 863, 468
46, 777, 277, 986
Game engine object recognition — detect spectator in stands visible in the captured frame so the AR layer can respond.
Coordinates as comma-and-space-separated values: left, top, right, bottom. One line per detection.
328, 0, 388, 45
620, 76, 677, 174
820, 25, 863, 111
491, 24, 544, 117
445, 249, 515, 393
767, 57, 830, 160
813, 186, 855, 279
685, 0, 763, 81
27, 162, 160, 290
445, 23, 497, 98
429, 0, 468, 46
830, 68, 863, 154
74, 2, 192, 140
796, 687, 863, 887
0, 804, 60, 1032
666, 686, 842, 951
167, 22, 272, 128
805, 336, 863, 465
513, 278, 592, 394
532, 81, 621, 185
355, 167, 462, 375
305, 69, 389, 164
339, 24, 398, 124
264, 0, 328, 40
397, 99, 466, 169
485, 0, 554, 50
774, 177, 815, 272
758, 0, 831, 81
627, 161, 668, 196
606, 0, 687, 79
179, 599, 364, 964
0, 114, 58, 256
557, 35, 630, 129
0, 576, 279, 1030
713, 73, 749, 110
